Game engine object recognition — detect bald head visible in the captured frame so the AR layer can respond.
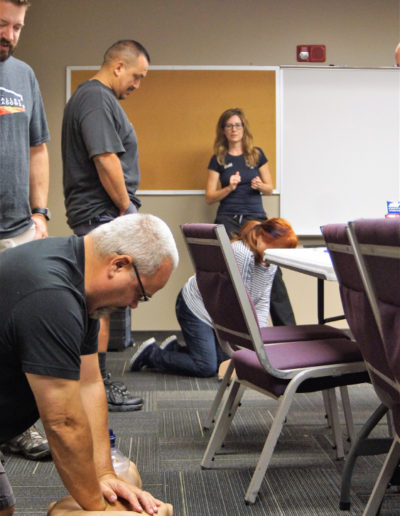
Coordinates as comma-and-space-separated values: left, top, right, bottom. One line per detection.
395, 43, 400, 67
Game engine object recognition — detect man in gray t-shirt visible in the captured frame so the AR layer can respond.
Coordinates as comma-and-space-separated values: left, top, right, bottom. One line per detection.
0, 0, 50, 473
0, 0, 50, 248
62, 40, 150, 412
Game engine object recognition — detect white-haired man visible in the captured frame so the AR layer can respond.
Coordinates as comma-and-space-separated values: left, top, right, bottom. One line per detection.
0, 214, 178, 515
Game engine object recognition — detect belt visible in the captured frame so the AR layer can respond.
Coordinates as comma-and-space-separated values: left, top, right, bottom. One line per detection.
86, 215, 105, 226
232, 214, 245, 224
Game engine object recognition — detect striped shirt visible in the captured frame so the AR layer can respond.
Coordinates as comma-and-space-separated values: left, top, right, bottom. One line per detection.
182, 240, 277, 328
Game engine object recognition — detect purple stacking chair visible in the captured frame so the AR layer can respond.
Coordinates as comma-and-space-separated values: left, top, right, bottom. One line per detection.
345, 218, 400, 515
322, 221, 399, 511
181, 222, 369, 504
182, 223, 356, 445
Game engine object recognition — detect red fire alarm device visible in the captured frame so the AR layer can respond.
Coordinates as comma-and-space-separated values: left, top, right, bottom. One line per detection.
297, 45, 326, 62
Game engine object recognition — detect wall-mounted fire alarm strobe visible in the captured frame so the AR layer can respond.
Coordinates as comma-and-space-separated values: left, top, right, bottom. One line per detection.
296, 45, 326, 62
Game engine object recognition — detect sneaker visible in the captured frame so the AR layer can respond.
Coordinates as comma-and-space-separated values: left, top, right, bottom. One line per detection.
103, 372, 127, 392
105, 381, 143, 412
159, 335, 185, 352
2, 425, 51, 460
129, 338, 156, 371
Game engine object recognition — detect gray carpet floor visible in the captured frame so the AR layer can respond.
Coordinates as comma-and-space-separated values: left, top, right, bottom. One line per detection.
5, 331, 400, 515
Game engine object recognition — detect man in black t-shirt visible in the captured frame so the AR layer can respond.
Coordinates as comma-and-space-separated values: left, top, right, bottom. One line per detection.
0, 214, 178, 514
62, 40, 151, 410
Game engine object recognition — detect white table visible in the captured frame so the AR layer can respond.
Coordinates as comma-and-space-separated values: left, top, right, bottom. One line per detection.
264, 247, 344, 324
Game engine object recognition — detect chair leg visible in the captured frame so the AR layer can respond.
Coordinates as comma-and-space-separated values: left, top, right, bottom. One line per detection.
323, 390, 333, 428
244, 387, 297, 504
386, 410, 394, 439
326, 388, 345, 459
201, 379, 245, 469
363, 438, 400, 516
340, 385, 355, 442
203, 359, 235, 429
340, 403, 390, 511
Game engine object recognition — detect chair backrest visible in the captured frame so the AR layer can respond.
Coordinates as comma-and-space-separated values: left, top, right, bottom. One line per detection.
322, 220, 400, 407
181, 223, 290, 380
347, 218, 400, 390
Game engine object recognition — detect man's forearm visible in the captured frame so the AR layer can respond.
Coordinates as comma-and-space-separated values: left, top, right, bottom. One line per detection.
29, 143, 49, 209
80, 377, 115, 477
93, 153, 130, 214
44, 414, 106, 511
26, 373, 106, 510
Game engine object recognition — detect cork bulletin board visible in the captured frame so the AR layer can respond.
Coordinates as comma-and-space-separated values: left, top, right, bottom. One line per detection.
67, 66, 278, 193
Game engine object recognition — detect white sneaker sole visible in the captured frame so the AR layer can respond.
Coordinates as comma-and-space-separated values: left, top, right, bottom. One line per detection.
159, 335, 179, 350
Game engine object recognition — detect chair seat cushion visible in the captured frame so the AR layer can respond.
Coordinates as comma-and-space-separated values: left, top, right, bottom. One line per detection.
260, 324, 349, 344
233, 338, 369, 397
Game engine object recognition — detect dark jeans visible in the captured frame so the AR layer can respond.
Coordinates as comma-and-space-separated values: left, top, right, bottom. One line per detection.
150, 290, 228, 377
214, 213, 296, 326
72, 201, 138, 236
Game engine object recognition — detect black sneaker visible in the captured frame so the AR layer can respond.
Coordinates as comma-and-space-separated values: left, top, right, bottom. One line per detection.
105, 381, 143, 412
103, 372, 127, 392
129, 339, 156, 371
1, 425, 51, 460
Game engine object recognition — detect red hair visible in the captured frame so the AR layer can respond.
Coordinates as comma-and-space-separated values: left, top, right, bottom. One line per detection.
233, 218, 298, 264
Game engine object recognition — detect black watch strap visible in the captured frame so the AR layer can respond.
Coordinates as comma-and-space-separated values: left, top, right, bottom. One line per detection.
32, 208, 51, 221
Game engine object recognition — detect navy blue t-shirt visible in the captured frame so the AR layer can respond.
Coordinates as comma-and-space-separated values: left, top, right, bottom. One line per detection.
208, 147, 268, 216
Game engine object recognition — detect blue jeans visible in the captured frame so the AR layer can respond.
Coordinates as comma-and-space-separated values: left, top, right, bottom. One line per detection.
150, 290, 228, 377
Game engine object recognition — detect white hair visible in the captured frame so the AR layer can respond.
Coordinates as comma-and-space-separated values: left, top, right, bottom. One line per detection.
90, 214, 179, 275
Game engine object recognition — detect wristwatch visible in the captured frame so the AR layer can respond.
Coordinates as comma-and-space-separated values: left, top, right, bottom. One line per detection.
31, 208, 51, 221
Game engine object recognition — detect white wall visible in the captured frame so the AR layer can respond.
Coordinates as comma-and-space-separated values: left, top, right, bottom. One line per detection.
14, 0, 400, 329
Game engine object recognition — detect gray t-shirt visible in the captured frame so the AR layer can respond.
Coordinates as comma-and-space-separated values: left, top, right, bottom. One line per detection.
0, 57, 50, 238
62, 80, 141, 229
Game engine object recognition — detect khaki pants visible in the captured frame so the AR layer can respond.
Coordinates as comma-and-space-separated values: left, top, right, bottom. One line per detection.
0, 224, 36, 252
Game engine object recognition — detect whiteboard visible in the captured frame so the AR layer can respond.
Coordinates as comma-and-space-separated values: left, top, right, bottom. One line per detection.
280, 67, 399, 235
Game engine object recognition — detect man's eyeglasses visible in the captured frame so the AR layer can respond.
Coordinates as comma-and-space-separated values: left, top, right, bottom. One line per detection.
224, 123, 243, 130
131, 261, 150, 302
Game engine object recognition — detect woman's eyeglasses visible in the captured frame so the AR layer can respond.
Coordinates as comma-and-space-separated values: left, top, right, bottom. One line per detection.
224, 123, 243, 130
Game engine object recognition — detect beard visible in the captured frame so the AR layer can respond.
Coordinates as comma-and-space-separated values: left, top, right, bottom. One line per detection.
0, 38, 15, 62
90, 306, 127, 320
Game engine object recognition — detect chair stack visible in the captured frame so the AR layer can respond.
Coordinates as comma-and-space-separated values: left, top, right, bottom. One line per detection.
181, 222, 369, 505
322, 218, 400, 515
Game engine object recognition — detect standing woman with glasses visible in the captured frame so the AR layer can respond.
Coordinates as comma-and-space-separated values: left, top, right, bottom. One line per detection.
205, 107, 296, 326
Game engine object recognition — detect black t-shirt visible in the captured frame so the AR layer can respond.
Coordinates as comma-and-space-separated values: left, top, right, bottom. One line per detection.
208, 148, 268, 216
0, 236, 99, 442
62, 80, 141, 229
